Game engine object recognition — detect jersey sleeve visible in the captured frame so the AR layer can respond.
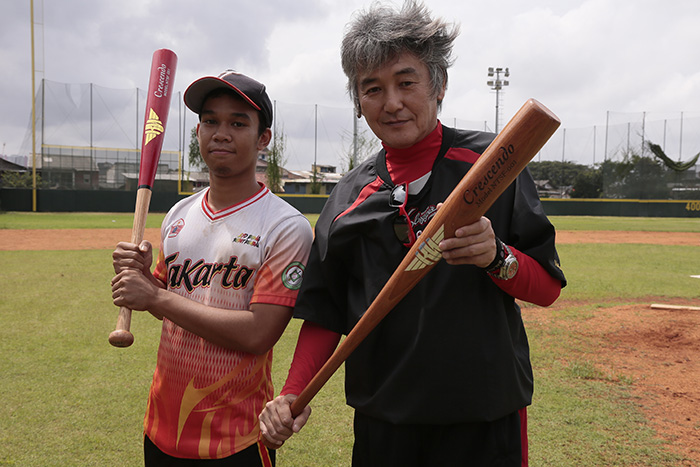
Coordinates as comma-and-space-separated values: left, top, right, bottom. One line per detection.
250, 214, 314, 308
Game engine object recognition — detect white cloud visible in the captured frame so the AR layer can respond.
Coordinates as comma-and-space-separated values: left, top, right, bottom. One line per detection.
1, 0, 699, 169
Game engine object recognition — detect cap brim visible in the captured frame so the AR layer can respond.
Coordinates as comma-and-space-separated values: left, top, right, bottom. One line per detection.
184, 76, 262, 114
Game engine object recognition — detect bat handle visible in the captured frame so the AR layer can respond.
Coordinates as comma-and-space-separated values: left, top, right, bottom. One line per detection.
260, 435, 277, 450
108, 188, 151, 348
260, 338, 351, 449
289, 386, 314, 418
260, 390, 315, 450
109, 306, 134, 347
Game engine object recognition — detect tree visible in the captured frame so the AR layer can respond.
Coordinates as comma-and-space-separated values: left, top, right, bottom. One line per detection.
602, 151, 671, 199
571, 167, 603, 198
340, 124, 380, 172
527, 160, 589, 190
266, 129, 287, 193
0, 171, 46, 188
309, 170, 323, 194
188, 126, 205, 171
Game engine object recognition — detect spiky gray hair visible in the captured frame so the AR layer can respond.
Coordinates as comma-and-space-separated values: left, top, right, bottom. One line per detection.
340, 0, 460, 116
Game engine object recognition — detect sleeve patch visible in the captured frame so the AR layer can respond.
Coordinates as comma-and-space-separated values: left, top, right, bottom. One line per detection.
282, 262, 305, 290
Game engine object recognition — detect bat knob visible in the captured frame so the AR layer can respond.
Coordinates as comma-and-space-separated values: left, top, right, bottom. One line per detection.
260, 436, 278, 450
109, 330, 134, 348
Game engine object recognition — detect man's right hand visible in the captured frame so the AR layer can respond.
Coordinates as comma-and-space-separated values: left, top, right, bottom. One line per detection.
259, 394, 312, 448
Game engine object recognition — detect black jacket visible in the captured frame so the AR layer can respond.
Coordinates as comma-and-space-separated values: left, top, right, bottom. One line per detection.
293, 125, 566, 424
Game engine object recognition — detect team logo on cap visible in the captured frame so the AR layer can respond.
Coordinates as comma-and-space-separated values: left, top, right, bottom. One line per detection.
144, 108, 164, 145
282, 262, 305, 290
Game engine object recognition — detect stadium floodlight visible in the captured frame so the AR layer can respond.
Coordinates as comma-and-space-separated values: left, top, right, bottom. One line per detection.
487, 67, 510, 133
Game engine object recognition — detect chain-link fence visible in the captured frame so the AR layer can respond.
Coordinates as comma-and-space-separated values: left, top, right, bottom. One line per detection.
16, 80, 700, 196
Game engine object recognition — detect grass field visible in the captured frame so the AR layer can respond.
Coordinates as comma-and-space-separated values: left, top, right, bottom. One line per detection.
0, 212, 698, 466
0, 211, 697, 232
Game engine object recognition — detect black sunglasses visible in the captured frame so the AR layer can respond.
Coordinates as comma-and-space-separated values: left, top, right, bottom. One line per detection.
389, 184, 416, 247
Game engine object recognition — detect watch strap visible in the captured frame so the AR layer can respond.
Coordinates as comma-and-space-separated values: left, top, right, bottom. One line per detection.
488, 244, 518, 280
484, 237, 506, 273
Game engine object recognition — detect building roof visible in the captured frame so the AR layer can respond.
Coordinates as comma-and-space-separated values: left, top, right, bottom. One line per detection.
283, 169, 343, 184
122, 172, 209, 182
0, 157, 28, 172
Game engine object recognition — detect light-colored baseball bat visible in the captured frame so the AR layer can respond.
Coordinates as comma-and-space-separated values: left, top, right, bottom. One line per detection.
288, 98, 560, 416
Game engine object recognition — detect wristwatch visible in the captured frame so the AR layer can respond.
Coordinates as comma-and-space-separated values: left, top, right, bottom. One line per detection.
484, 238, 519, 280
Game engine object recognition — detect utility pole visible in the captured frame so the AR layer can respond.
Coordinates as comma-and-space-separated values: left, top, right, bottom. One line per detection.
31, 0, 37, 210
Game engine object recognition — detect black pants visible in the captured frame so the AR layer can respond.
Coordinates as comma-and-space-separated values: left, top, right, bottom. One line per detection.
144, 435, 275, 467
351, 410, 523, 467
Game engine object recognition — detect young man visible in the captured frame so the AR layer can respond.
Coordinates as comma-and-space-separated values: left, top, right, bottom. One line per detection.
111, 70, 313, 466
259, 2, 566, 466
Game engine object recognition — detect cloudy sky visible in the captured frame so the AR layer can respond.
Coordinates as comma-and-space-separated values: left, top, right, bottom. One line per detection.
2, 0, 699, 170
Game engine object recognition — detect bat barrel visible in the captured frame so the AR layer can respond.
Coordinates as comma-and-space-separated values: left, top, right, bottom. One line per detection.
138, 49, 178, 189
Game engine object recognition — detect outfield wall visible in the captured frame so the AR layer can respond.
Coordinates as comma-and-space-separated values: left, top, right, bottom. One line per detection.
0, 189, 329, 215
1, 188, 699, 217
540, 198, 700, 217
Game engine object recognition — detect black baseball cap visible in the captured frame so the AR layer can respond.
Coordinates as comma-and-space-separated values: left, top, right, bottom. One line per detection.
184, 70, 273, 128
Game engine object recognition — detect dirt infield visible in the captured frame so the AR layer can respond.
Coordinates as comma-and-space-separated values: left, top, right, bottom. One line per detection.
2, 228, 699, 463
529, 300, 700, 465
1, 228, 698, 251
0, 228, 163, 251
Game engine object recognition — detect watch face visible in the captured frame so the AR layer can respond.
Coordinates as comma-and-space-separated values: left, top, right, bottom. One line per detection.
504, 258, 519, 279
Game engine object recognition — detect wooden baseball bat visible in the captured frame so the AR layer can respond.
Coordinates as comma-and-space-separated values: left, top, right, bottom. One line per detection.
289, 98, 560, 416
109, 48, 177, 348
650, 303, 700, 311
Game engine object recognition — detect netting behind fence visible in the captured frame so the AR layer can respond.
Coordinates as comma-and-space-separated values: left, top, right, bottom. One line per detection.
18, 80, 700, 193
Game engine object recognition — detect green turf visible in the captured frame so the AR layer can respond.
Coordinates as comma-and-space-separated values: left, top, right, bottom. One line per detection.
548, 215, 700, 232
0, 250, 160, 466
556, 243, 700, 301
2, 211, 699, 233
0, 211, 167, 230
0, 248, 352, 466
0, 214, 696, 466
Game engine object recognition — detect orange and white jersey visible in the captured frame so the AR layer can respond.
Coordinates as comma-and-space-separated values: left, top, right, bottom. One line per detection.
146, 184, 313, 459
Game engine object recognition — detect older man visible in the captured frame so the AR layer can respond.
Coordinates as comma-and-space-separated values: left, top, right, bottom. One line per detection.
259, 2, 566, 466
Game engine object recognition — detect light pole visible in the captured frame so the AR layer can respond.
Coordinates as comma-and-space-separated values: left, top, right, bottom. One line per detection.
487, 67, 509, 133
